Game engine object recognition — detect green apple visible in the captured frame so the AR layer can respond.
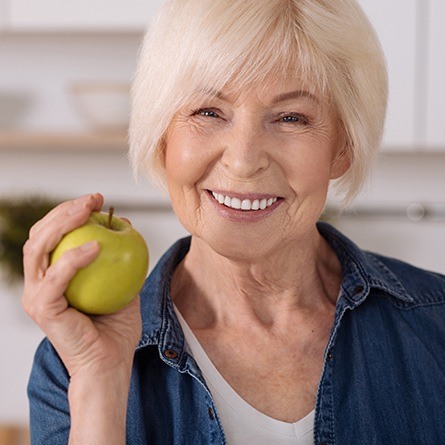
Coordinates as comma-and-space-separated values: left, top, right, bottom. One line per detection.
50, 208, 149, 315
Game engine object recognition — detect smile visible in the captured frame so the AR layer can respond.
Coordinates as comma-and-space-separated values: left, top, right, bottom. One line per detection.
210, 191, 278, 211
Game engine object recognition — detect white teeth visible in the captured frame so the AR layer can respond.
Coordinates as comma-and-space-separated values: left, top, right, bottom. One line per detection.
241, 199, 251, 210
231, 198, 241, 209
211, 192, 278, 211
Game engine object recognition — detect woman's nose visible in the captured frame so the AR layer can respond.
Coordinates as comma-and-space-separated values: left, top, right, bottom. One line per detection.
220, 124, 270, 178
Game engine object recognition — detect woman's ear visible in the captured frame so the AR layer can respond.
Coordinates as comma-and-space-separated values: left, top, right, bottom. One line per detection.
330, 141, 352, 180
330, 117, 352, 179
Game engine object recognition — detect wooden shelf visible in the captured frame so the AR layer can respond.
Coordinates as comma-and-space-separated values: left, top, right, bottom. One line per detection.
0, 131, 128, 152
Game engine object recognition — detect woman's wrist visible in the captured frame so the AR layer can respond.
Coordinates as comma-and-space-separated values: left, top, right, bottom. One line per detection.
68, 366, 133, 445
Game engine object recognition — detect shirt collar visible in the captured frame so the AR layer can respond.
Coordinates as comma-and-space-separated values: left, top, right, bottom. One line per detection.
136, 237, 191, 368
317, 221, 414, 306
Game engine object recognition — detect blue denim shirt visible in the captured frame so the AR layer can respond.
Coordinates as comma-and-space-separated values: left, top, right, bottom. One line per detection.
28, 222, 445, 444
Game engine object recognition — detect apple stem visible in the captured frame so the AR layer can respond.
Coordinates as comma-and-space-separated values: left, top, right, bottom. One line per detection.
108, 207, 114, 228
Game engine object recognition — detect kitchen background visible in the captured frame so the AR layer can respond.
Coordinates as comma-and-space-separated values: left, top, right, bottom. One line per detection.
0, 0, 444, 442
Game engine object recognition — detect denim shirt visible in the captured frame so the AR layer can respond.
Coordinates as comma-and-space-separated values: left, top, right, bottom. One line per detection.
28, 222, 445, 444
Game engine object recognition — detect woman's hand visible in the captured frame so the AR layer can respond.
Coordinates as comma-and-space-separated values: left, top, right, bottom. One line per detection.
22, 193, 142, 444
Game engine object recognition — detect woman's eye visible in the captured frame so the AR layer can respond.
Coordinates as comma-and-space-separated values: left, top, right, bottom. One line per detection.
279, 114, 308, 124
192, 109, 220, 118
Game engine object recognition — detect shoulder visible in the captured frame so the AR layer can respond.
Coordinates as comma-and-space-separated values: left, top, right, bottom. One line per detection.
366, 251, 445, 306
317, 222, 445, 307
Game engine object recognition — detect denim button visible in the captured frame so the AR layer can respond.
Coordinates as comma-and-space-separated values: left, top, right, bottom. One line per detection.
354, 285, 364, 295
164, 349, 179, 359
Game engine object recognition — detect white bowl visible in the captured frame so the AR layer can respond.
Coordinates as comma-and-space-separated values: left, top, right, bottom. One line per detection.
69, 82, 130, 133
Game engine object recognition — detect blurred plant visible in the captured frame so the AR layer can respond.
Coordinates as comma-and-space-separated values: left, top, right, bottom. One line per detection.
0, 196, 59, 283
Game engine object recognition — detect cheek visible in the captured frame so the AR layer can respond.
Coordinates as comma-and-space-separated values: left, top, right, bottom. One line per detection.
165, 119, 220, 183
165, 136, 190, 178
282, 145, 333, 193
164, 133, 214, 228
165, 134, 202, 188
164, 141, 197, 232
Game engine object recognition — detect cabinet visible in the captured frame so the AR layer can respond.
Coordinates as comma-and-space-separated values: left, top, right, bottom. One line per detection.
426, 0, 445, 149
7, 0, 163, 32
357, 0, 418, 151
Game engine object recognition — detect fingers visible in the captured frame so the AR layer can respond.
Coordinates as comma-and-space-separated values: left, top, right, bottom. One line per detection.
22, 241, 100, 325
22, 193, 103, 324
29, 193, 103, 241
44, 241, 100, 302
23, 193, 103, 283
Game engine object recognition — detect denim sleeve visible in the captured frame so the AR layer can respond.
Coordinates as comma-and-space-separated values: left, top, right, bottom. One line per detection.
27, 338, 71, 444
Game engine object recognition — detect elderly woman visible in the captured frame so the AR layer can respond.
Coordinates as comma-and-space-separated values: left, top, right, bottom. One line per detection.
23, 0, 445, 444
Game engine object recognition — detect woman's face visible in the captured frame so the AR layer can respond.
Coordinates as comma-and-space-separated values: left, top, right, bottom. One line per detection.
164, 76, 349, 260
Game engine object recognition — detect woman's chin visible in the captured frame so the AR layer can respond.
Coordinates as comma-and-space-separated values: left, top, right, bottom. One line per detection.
193, 227, 285, 264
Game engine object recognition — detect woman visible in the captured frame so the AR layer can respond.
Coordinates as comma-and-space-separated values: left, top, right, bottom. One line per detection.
23, 1, 445, 444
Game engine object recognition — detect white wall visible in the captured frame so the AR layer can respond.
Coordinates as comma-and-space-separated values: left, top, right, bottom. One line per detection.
330, 153, 445, 275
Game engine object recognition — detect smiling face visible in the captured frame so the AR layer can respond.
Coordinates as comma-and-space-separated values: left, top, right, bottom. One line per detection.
164, 76, 349, 261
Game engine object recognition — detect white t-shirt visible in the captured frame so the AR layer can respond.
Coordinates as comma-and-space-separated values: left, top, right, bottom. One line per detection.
174, 307, 315, 445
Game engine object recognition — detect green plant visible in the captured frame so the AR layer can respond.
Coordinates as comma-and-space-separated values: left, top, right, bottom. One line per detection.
0, 196, 59, 283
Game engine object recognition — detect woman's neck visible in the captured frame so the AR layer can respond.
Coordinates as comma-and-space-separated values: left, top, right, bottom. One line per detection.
171, 229, 342, 330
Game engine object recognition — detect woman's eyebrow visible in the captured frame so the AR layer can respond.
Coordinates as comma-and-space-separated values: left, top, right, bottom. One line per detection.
191, 88, 319, 104
193, 88, 229, 102
272, 90, 319, 104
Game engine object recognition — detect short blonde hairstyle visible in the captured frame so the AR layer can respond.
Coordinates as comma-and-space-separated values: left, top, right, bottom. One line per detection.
129, 0, 388, 205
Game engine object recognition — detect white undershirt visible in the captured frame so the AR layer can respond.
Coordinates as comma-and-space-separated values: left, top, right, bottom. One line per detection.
174, 307, 315, 445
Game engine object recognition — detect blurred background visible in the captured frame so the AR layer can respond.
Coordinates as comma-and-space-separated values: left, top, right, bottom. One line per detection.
0, 0, 444, 443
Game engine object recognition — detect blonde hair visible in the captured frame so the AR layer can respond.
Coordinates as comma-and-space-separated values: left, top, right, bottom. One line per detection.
129, 0, 388, 205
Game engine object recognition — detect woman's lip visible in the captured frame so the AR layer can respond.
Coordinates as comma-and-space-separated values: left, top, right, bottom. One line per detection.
207, 189, 279, 201
205, 189, 283, 222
